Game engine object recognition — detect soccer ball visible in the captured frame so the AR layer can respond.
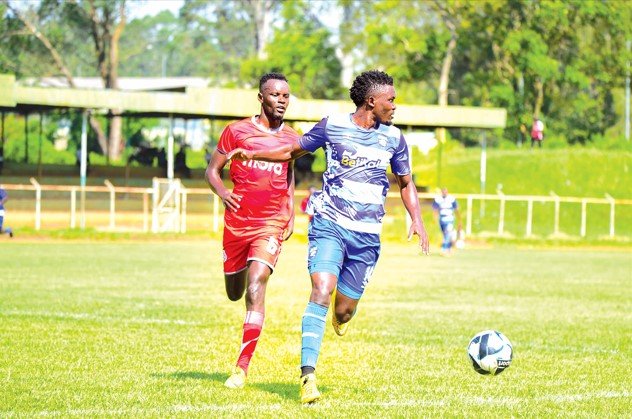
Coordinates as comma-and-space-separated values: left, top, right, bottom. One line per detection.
467, 330, 513, 375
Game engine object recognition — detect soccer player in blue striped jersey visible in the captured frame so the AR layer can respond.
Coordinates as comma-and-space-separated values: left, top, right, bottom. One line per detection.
432, 187, 461, 255
228, 70, 430, 404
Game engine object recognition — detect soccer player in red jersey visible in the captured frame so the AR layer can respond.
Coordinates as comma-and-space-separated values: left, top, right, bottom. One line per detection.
205, 73, 299, 389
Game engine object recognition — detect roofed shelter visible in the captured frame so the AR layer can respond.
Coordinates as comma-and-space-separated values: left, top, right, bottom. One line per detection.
1, 74, 506, 126
0, 73, 506, 181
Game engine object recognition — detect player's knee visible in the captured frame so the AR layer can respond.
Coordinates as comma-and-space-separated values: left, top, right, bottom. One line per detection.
310, 284, 333, 305
249, 270, 270, 286
245, 281, 268, 304
335, 306, 354, 323
225, 280, 246, 301
226, 290, 244, 301
227, 294, 240, 302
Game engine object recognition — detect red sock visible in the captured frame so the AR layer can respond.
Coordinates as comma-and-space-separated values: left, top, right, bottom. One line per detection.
236, 311, 264, 374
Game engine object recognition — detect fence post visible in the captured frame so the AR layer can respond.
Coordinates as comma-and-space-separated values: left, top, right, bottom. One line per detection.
29, 177, 41, 230
605, 193, 615, 238
497, 189, 505, 235
526, 198, 533, 237
180, 188, 187, 234
466, 195, 473, 236
550, 191, 560, 236
152, 178, 158, 233
174, 179, 181, 233
70, 187, 77, 228
104, 179, 115, 230
143, 190, 149, 233
580, 199, 587, 237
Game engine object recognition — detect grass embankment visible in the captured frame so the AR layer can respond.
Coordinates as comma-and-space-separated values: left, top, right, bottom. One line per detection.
2, 147, 631, 243
414, 147, 631, 198
408, 147, 632, 241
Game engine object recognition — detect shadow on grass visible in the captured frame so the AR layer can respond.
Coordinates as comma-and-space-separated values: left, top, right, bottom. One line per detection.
252, 382, 330, 402
152, 371, 227, 383
152, 371, 330, 402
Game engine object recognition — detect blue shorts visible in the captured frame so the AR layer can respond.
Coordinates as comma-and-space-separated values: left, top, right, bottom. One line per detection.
307, 215, 381, 300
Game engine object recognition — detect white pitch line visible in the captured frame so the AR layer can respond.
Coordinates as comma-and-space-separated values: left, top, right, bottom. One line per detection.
336, 390, 631, 408
22, 403, 284, 417
542, 390, 631, 403
0, 309, 202, 326
9, 391, 630, 416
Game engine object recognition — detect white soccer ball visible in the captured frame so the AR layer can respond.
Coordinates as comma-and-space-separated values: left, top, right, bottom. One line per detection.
467, 330, 513, 375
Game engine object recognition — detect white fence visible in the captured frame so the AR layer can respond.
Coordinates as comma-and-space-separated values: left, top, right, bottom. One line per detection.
2, 178, 206, 233
2, 180, 631, 239
415, 191, 632, 239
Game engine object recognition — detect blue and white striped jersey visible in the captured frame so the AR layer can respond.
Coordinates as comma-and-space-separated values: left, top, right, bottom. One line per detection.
298, 114, 411, 234
432, 195, 458, 224
0, 188, 7, 212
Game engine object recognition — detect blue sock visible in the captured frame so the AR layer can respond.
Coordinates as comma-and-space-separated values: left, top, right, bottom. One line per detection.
301, 302, 328, 370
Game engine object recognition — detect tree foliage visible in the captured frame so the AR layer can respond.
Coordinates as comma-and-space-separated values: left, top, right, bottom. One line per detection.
240, 0, 343, 98
1, 0, 631, 158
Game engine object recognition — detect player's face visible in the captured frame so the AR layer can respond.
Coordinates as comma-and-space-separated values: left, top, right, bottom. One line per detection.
371, 85, 396, 126
259, 79, 291, 122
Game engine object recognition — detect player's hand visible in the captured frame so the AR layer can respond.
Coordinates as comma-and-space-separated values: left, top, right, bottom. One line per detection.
408, 222, 430, 255
220, 190, 242, 212
283, 227, 293, 241
227, 148, 253, 161
283, 217, 295, 241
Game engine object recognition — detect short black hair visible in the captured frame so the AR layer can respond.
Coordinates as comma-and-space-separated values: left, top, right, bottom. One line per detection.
259, 72, 288, 92
349, 70, 394, 107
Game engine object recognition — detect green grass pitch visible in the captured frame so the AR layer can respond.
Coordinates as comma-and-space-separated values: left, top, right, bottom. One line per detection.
1, 239, 630, 417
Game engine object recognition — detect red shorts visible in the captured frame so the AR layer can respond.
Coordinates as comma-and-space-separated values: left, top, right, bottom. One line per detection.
222, 223, 285, 275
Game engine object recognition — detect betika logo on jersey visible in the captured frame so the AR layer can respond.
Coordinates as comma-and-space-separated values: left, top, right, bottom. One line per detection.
340, 151, 382, 168
241, 159, 283, 175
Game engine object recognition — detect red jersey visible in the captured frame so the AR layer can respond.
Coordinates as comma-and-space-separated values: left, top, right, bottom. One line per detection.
218, 117, 298, 228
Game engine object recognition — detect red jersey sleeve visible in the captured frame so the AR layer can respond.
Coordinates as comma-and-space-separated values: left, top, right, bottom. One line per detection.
217, 125, 236, 155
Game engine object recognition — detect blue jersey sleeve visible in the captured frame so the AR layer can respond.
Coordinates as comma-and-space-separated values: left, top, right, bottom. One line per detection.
298, 118, 328, 153
390, 133, 411, 176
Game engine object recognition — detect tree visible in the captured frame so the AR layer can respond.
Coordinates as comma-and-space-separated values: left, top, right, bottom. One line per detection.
346, 0, 631, 145
335, 0, 437, 104
178, 0, 281, 86
245, 0, 278, 60
2, 0, 128, 160
241, 0, 343, 99
455, 0, 631, 144
429, 1, 474, 145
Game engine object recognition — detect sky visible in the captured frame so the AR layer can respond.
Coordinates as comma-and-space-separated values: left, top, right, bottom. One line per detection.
127, 0, 184, 20
8, 0, 185, 19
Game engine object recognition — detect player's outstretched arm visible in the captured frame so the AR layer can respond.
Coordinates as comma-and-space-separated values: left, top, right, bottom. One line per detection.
283, 161, 295, 241
396, 173, 430, 255
227, 141, 309, 163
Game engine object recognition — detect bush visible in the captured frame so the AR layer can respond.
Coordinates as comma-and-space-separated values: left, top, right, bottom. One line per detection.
4, 133, 76, 164
541, 133, 568, 149
589, 134, 632, 151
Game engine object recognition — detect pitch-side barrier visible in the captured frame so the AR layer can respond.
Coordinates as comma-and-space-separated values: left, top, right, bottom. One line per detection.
1, 180, 631, 239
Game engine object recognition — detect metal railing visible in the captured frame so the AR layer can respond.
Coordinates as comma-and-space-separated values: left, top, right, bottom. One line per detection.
416, 191, 632, 239
2, 180, 631, 239
3, 178, 156, 232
